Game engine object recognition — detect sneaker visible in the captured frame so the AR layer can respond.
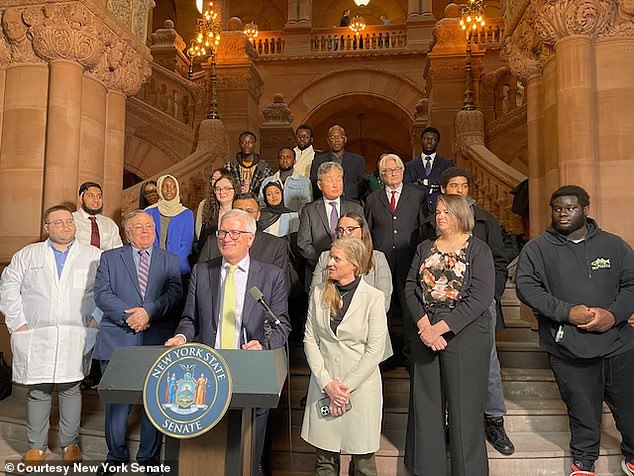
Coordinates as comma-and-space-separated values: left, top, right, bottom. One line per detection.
62, 443, 82, 463
23, 448, 47, 464
622, 459, 634, 476
570, 461, 595, 476
485, 417, 515, 455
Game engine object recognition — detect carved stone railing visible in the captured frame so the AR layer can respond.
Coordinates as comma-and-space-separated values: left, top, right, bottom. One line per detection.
471, 17, 505, 47
311, 25, 407, 53
135, 62, 206, 129
253, 31, 285, 56
121, 119, 230, 216
461, 144, 526, 234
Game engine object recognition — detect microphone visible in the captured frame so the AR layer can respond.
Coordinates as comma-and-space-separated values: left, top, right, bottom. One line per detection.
248, 286, 281, 326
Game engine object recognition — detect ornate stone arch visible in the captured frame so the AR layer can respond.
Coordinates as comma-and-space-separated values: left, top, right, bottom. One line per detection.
287, 68, 421, 125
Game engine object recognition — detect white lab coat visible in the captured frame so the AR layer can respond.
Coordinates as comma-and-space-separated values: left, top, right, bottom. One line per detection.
0, 241, 102, 385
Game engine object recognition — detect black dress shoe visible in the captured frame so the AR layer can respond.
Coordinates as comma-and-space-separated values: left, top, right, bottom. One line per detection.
96, 461, 127, 476
137, 458, 164, 476
485, 417, 515, 455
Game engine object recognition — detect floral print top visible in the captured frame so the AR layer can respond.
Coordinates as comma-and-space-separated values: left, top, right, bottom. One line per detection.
419, 238, 470, 307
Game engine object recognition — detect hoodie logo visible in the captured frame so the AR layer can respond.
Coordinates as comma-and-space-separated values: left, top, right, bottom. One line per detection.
590, 257, 611, 271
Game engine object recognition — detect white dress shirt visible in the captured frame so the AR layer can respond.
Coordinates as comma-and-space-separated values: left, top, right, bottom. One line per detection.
72, 208, 123, 251
384, 183, 404, 209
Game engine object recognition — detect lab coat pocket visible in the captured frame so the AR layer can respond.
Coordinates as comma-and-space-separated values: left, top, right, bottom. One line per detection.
83, 327, 99, 375
10, 329, 33, 384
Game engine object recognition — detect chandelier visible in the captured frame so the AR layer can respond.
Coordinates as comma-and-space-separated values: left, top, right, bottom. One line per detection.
187, 1, 222, 119
349, 14, 366, 36
459, 0, 485, 35
243, 21, 259, 43
354, 0, 370, 5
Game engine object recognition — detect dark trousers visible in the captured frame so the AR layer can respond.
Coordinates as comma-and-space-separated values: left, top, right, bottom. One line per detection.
100, 360, 161, 463
404, 315, 491, 476
315, 449, 378, 476
549, 346, 634, 467
253, 408, 269, 475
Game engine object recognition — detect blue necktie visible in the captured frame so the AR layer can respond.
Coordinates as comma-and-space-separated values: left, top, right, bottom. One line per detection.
425, 156, 432, 176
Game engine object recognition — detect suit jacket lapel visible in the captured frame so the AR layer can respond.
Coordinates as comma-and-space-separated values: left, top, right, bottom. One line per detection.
208, 261, 222, 331
242, 260, 258, 329
377, 189, 393, 214
395, 186, 410, 212
121, 246, 142, 298
145, 247, 159, 298
316, 201, 331, 235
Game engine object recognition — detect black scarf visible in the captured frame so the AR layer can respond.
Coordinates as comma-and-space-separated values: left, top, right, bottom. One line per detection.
259, 181, 294, 230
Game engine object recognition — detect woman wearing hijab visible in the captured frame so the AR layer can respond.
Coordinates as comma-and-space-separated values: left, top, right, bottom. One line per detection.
259, 181, 299, 237
145, 174, 194, 276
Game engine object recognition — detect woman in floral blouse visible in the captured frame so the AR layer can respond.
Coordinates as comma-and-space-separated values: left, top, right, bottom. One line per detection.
403, 194, 495, 476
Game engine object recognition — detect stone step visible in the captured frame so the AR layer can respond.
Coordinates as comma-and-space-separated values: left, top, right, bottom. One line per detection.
268, 425, 626, 475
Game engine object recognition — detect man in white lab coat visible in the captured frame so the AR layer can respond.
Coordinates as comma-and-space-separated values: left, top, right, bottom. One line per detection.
0, 205, 102, 464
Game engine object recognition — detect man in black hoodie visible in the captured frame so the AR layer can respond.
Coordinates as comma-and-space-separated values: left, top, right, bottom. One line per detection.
516, 185, 634, 476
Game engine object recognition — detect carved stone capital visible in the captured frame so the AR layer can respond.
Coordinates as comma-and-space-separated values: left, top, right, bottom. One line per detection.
1, 3, 152, 96
262, 93, 293, 125
454, 108, 485, 154
607, 0, 634, 36
501, 5, 553, 81
533, 0, 615, 45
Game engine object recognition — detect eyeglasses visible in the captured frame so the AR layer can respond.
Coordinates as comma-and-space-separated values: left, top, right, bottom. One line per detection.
381, 167, 403, 175
296, 133, 311, 139
47, 219, 75, 228
143, 188, 157, 196
214, 187, 234, 193
128, 224, 155, 232
335, 226, 361, 236
216, 229, 252, 240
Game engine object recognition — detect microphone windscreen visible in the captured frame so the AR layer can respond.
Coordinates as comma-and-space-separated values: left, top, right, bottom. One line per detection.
249, 286, 264, 301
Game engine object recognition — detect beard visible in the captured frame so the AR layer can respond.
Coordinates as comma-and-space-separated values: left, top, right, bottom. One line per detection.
82, 203, 103, 215
297, 143, 311, 151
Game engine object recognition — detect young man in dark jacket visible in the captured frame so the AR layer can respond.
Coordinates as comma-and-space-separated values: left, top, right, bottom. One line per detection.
437, 167, 514, 456
516, 185, 634, 476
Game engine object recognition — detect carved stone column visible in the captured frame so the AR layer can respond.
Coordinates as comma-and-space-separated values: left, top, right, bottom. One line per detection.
260, 93, 294, 166
533, 0, 614, 215
214, 31, 263, 153
283, 0, 312, 56
0, 1, 152, 263
424, 4, 484, 158
406, 0, 435, 50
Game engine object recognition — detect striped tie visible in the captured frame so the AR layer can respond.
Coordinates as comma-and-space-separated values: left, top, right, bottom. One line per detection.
138, 250, 149, 298
221, 265, 237, 349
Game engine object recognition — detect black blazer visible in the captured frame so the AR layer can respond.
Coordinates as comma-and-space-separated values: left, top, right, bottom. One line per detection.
175, 257, 291, 350
403, 154, 454, 212
364, 185, 428, 282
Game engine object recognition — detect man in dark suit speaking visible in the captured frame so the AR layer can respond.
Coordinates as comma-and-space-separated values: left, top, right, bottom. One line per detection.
166, 209, 290, 475
94, 210, 182, 475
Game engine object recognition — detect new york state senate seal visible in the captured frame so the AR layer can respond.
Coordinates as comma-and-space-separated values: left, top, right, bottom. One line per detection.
143, 343, 233, 438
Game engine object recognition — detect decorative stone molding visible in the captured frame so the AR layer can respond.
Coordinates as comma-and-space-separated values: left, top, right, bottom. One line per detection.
414, 96, 429, 121
151, 19, 186, 51
107, 0, 154, 42
262, 93, 293, 125
429, 3, 467, 54
533, 0, 615, 45
216, 68, 263, 102
0, 7, 42, 64
500, 5, 552, 82
607, 0, 634, 36
217, 30, 257, 63
0, 3, 152, 96
454, 109, 485, 153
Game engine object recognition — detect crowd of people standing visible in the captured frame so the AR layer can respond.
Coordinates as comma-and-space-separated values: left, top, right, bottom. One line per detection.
2, 121, 634, 476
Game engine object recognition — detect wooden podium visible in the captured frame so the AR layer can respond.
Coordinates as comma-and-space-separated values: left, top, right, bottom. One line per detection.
98, 346, 287, 476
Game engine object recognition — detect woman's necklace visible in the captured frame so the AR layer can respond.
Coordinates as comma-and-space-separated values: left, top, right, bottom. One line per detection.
337, 288, 349, 309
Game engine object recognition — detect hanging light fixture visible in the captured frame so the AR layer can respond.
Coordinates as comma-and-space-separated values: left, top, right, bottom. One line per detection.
187, 1, 222, 119
196, 0, 203, 14
243, 21, 259, 42
459, 0, 486, 111
354, 0, 370, 6
349, 14, 366, 36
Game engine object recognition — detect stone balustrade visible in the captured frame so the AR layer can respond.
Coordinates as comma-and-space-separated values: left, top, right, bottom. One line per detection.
253, 31, 285, 56
461, 144, 526, 234
135, 63, 206, 129
472, 17, 505, 47
311, 25, 407, 53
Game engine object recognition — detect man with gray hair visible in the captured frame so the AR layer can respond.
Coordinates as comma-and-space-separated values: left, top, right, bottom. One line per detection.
298, 162, 364, 289
365, 154, 428, 366
167, 209, 290, 475
93, 209, 182, 475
